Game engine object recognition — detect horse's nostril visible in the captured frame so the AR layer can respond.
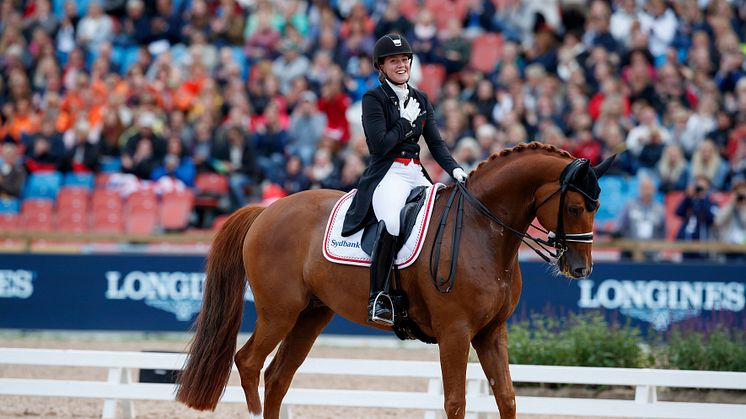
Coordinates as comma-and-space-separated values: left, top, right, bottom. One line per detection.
574, 267, 588, 277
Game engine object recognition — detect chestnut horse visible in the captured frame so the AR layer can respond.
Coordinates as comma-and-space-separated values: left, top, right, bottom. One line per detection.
176, 142, 614, 418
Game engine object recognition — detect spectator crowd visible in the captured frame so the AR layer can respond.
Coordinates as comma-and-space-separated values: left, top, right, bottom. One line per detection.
1, 0, 746, 259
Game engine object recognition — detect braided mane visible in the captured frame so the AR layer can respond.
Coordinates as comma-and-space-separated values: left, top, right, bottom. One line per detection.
468, 141, 573, 178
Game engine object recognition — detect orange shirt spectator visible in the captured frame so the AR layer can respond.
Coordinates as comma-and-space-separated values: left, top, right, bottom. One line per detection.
6, 98, 40, 141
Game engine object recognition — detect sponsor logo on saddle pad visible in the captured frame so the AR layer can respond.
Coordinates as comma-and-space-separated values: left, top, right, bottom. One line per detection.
330, 239, 361, 249
105, 270, 254, 321
0, 269, 34, 299
323, 184, 444, 268
577, 279, 746, 330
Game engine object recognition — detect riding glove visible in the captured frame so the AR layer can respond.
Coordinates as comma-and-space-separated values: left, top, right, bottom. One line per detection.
452, 168, 468, 182
399, 98, 421, 125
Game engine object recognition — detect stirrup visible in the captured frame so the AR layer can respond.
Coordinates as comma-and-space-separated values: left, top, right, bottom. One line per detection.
370, 292, 394, 326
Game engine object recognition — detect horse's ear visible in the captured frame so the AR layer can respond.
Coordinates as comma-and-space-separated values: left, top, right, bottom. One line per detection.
592, 154, 617, 179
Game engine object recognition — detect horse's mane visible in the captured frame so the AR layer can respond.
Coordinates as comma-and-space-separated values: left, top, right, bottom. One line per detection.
469, 141, 573, 178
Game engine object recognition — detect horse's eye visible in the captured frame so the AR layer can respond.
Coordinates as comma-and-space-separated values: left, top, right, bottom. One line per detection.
568, 206, 583, 216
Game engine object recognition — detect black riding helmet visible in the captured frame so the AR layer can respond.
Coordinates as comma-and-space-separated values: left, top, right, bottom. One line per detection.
373, 34, 413, 85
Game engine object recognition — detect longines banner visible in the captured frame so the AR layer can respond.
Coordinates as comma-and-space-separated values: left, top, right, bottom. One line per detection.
0, 254, 743, 333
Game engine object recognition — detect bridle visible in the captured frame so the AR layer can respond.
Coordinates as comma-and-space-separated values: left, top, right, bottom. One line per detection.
429, 158, 598, 292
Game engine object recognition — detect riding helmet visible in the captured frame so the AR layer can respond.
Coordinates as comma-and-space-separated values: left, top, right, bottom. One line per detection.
372, 34, 413, 69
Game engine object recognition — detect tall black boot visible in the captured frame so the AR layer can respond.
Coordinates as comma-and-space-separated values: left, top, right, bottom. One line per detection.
368, 221, 397, 325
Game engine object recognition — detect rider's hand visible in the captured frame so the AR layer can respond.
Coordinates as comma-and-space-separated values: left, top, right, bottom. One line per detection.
399, 98, 421, 125
452, 168, 468, 182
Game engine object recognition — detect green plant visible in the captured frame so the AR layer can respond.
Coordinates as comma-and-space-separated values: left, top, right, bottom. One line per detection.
660, 328, 746, 372
507, 312, 649, 368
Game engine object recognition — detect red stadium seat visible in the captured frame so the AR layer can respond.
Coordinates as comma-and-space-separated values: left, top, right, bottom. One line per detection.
124, 190, 159, 235
91, 210, 124, 234
425, 0, 468, 30
95, 173, 113, 189
20, 199, 54, 232
91, 190, 123, 234
56, 208, 88, 233
211, 214, 230, 231
194, 173, 229, 209
91, 189, 122, 212
397, 0, 420, 22
57, 186, 89, 211
160, 189, 194, 231
418, 63, 446, 100
468, 33, 503, 74
0, 213, 19, 231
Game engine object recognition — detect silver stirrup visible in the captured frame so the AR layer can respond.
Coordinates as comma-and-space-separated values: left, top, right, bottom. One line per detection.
371, 292, 395, 326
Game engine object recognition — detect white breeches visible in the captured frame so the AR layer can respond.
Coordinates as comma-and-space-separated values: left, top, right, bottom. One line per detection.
372, 160, 431, 236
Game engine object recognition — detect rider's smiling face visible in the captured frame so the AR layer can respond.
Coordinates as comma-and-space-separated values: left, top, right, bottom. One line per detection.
381, 54, 411, 85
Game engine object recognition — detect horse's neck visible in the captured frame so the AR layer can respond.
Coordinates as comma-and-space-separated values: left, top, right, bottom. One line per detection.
466, 154, 563, 255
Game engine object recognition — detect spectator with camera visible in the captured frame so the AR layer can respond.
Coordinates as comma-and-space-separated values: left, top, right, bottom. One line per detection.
715, 174, 746, 261
676, 175, 718, 260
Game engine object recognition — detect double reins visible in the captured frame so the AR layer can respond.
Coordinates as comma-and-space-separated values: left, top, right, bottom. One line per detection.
429, 158, 597, 293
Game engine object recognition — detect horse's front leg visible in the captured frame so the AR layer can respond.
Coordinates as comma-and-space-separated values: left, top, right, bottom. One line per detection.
471, 322, 516, 419
437, 330, 471, 419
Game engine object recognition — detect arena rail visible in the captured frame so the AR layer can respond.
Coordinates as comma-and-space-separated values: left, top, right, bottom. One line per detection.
1, 348, 745, 419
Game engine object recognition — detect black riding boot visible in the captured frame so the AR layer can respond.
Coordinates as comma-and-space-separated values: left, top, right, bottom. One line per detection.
368, 221, 397, 325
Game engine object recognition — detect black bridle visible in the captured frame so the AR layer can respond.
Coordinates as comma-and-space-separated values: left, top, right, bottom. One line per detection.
429, 158, 598, 293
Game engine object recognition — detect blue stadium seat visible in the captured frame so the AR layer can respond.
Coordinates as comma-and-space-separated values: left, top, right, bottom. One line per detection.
23, 172, 63, 200
100, 158, 122, 173
119, 46, 141, 74
53, 0, 90, 18
63, 172, 95, 190
0, 198, 20, 214
596, 175, 628, 226
231, 46, 249, 80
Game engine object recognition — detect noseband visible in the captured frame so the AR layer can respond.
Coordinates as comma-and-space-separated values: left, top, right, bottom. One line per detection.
430, 158, 597, 292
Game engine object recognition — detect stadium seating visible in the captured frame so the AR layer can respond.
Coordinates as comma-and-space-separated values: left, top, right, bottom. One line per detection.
90, 189, 123, 234
124, 189, 159, 235
595, 176, 630, 230
419, 63, 446, 100
160, 189, 194, 231
63, 173, 95, 190
20, 199, 54, 232
0, 199, 20, 214
0, 213, 19, 231
23, 172, 63, 200
425, 0, 468, 30
468, 33, 503, 74
211, 214, 230, 231
397, 0, 420, 22
56, 187, 90, 233
194, 173, 229, 209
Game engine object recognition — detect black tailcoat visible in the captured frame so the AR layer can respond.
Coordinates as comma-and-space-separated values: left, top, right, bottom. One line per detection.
341, 82, 460, 236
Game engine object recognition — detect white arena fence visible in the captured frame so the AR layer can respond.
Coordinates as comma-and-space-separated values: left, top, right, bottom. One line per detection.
1, 348, 745, 419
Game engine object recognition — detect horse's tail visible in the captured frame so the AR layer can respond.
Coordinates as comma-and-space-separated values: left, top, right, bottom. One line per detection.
176, 205, 265, 410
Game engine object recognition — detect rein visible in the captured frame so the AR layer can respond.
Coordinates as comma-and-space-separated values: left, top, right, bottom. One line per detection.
429, 159, 596, 293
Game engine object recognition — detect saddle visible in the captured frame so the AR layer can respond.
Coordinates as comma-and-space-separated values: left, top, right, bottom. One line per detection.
360, 186, 428, 255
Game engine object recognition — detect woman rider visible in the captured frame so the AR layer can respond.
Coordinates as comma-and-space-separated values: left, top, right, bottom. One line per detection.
341, 33, 468, 325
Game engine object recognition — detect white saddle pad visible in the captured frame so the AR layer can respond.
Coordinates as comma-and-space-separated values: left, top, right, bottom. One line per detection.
323, 184, 444, 268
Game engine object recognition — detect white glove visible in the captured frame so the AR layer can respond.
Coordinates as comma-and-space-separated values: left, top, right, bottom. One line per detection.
452, 168, 468, 182
399, 98, 421, 124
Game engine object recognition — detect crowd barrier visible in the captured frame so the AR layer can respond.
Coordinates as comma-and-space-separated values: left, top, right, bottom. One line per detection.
1, 348, 745, 419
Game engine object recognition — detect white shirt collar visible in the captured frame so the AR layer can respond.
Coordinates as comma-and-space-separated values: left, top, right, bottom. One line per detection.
385, 79, 409, 103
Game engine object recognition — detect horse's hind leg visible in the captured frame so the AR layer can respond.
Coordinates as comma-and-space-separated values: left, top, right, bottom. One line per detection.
262, 303, 334, 418
235, 300, 307, 418
471, 322, 516, 419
